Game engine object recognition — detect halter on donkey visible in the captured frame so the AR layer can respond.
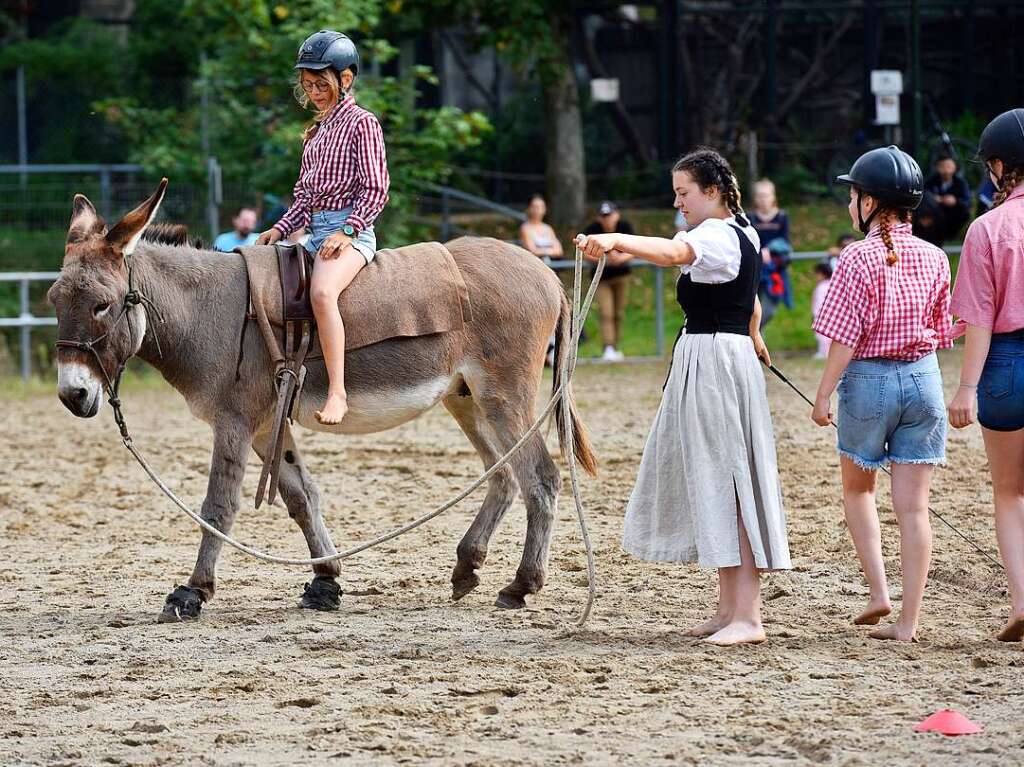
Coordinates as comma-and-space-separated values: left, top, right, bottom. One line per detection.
49, 180, 598, 624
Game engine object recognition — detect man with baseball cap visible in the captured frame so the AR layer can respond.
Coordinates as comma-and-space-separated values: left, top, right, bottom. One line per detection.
583, 200, 635, 361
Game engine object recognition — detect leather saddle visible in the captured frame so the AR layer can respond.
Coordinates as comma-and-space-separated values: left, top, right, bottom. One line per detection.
255, 242, 316, 508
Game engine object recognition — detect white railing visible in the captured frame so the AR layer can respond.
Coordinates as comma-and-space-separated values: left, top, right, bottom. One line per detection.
1, 271, 59, 380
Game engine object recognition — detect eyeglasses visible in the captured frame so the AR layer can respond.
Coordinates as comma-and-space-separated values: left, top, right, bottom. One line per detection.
301, 81, 331, 95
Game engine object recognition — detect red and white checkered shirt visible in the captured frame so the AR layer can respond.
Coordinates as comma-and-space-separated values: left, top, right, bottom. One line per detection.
272, 97, 390, 237
812, 222, 952, 360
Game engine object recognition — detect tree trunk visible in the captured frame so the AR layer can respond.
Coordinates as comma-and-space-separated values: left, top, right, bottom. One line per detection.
540, 22, 585, 229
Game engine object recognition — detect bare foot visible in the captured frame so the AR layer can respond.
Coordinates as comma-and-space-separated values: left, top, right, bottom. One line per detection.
868, 623, 918, 642
854, 598, 893, 626
685, 614, 731, 638
315, 393, 348, 425
702, 621, 766, 646
996, 612, 1024, 643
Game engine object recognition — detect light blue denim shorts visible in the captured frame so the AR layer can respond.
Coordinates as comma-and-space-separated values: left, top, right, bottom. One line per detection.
306, 207, 377, 264
836, 353, 947, 469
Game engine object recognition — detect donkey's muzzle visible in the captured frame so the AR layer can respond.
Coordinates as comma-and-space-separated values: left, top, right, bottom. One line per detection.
57, 362, 102, 418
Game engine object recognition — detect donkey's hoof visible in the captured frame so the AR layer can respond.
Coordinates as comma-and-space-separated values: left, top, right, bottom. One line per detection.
300, 576, 342, 611
494, 589, 527, 610
157, 584, 205, 623
451, 571, 481, 601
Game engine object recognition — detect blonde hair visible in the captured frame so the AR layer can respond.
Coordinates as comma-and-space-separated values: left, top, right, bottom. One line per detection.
294, 68, 342, 142
753, 178, 776, 199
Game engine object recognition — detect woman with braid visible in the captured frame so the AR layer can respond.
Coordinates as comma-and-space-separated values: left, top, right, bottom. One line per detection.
947, 109, 1024, 643
579, 148, 791, 646
811, 146, 952, 643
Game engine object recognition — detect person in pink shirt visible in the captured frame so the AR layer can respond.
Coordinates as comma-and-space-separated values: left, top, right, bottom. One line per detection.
811, 146, 952, 643
947, 108, 1024, 643
810, 260, 833, 359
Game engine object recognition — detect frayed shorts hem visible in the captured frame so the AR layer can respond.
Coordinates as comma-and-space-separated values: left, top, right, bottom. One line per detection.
838, 448, 945, 470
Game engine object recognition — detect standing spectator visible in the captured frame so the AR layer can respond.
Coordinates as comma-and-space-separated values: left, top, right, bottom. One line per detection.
827, 233, 857, 271
913, 155, 971, 246
519, 194, 563, 260
976, 176, 998, 216
748, 179, 792, 327
213, 207, 260, 252
811, 260, 833, 359
583, 201, 634, 361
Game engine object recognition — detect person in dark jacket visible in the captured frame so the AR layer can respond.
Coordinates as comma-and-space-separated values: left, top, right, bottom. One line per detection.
912, 155, 971, 246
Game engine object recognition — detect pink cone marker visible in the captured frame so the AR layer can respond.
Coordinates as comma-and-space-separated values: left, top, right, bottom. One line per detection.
914, 709, 983, 736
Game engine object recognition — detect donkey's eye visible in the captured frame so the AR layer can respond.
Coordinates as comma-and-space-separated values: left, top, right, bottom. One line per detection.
93, 302, 111, 318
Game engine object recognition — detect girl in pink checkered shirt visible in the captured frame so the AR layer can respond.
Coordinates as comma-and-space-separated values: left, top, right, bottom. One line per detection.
947, 109, 1024, 643
256, 31, 390, 426
811, 146, 952, 643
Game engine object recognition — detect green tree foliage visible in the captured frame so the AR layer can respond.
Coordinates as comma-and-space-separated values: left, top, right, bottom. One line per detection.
389, 0, 586, 227
3, 0, 490, 243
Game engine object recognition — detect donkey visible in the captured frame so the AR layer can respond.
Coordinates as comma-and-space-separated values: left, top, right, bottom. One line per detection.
48, 180, 597, 623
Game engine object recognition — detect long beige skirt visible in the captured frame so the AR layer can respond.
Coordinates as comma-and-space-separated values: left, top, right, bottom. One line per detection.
621, 332, 792, 570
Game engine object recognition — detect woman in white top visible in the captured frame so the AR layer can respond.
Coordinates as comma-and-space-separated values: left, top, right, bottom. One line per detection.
579, 148, 791, 646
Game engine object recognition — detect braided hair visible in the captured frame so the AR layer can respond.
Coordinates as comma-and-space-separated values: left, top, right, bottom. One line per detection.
993, 164, 1024, 207
672, 148, 749, 226
876, 209, 911, 266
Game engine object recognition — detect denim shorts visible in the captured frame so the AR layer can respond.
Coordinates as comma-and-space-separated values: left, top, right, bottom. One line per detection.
836, 353, 947, 469
305, 207, 377, 264
978, 331, 1024, 432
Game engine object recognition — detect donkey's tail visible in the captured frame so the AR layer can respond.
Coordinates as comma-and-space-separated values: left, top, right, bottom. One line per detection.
552, 291, 598, 476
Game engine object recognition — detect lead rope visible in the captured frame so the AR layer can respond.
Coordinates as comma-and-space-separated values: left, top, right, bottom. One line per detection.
111, 248, 606, 626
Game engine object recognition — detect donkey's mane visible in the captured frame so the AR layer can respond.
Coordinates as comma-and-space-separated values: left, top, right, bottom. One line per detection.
142, 222, 206, 250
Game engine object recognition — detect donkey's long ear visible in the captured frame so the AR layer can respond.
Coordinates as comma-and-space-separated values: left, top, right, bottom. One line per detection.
106, 178, 169, 257
67, 194, 107, 243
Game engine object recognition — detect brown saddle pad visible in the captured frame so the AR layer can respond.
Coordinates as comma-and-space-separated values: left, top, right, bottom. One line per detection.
238, 241, 473, 364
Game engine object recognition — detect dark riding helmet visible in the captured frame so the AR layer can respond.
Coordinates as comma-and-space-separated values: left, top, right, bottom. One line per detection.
978, 108, 1024, 168
295, 30, 360, 78
835, 146, 923, 233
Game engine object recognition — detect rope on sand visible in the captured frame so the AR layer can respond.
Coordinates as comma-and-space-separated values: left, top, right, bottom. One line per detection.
120, 248, 605, 626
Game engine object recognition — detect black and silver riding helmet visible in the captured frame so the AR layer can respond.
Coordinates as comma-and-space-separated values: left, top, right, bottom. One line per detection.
835, 145, 923, 233
295, 30, 360, 80
977, 108, 1024, 187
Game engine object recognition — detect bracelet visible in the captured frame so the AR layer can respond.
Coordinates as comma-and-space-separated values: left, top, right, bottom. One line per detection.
958, 383, 978, 390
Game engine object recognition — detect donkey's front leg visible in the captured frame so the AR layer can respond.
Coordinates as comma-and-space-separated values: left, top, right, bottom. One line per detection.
158, 422, 250, 623
253, 423, 343, 611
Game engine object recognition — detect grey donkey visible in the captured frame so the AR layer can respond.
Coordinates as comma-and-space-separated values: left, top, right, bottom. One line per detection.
48, 180, 597, 623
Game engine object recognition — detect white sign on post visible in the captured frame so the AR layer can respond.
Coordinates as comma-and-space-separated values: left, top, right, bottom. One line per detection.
871, 70, 903, 126
590, 78, 620, 103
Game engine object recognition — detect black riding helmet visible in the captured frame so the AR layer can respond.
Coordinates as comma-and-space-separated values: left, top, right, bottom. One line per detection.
835, 145, 923, 233
295, 30, 360, 81
978, 108, 1024, 187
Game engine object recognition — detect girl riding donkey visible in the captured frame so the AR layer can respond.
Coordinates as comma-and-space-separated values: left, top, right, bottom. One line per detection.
256, 30, 389, 425
812, 146, 952, 643
580, 149, 792, 646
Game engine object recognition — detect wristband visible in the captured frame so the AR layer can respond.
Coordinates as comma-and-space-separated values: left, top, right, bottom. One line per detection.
958, 383, 978, 390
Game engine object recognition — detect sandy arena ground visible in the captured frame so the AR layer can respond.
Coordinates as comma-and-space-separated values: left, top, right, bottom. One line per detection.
2, 352, 1022, 765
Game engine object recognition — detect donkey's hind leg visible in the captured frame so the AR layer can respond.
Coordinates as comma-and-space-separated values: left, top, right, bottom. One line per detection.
442, 393, 519, 600
478, 398, 562, 610
253, 423, 343, 611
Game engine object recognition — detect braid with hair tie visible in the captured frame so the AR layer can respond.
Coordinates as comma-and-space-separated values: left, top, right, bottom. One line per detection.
876, 210, 911, 266
994, 165, 1024, 207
